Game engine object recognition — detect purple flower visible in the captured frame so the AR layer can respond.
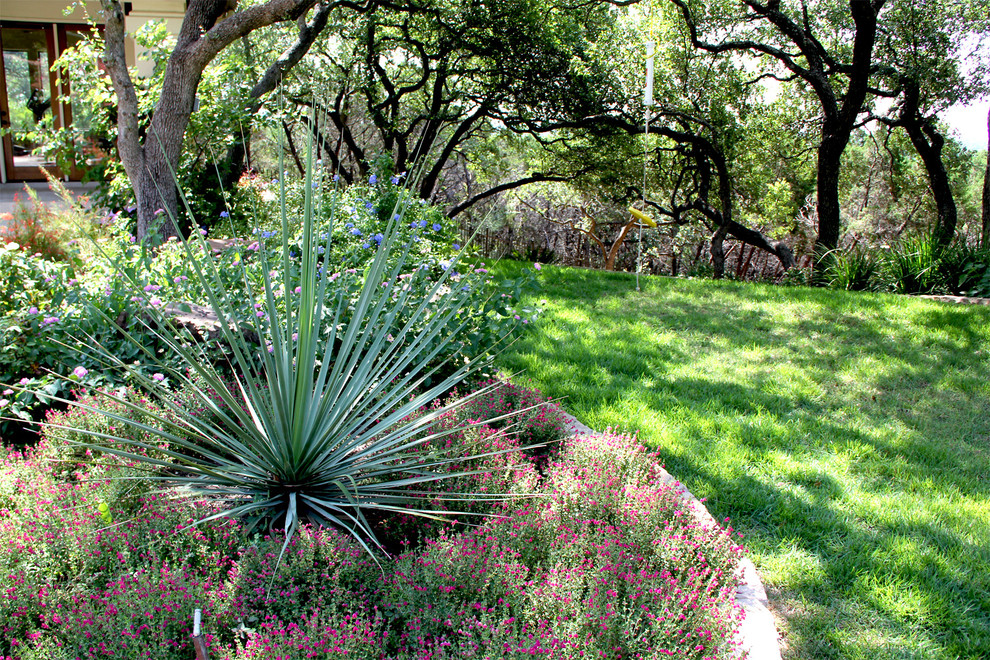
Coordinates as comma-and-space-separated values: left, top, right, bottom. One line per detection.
453, 244, 460, 251
152, 373, 165, 382
42, 316, 60, 325
72, 366, 89, 378
27, 306, 39, 315
534, 262, 542, 270
432, 223, 441, 231
144, 284, 161, 292
220, 210, 229, 218
350, 228, 362, 236
369, 174, 378, 184
418, 220, 427, 229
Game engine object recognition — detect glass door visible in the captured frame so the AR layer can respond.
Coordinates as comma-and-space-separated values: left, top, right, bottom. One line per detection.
0, 24, 59, 181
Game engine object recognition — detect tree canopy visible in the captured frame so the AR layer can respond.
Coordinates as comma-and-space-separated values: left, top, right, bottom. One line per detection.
84, 0, 989, 266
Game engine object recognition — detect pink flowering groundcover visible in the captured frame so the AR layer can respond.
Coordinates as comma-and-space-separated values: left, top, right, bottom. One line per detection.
0, 384, 744, 659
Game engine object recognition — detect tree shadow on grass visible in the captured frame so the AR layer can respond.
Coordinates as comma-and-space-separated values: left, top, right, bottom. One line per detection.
500, 273, 990, 659
664, 423, 990, 660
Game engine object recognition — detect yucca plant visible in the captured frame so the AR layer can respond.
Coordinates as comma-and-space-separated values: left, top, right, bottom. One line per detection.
16, 138, 536, 560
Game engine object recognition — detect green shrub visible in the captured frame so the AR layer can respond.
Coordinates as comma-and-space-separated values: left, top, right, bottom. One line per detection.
936, 241, 990, 297
878, 235, 990, 297
883, 234, 944, 294
825, 246, 882, 291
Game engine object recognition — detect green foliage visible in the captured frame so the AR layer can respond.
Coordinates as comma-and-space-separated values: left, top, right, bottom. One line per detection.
884, 234, 952, 295
26, 138, 544, 562
824, 246, 883, 292
934, 240, 990, 296
822, 234, 990, 297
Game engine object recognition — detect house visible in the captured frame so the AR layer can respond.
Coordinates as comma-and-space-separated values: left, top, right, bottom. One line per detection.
0, 1, 183, 183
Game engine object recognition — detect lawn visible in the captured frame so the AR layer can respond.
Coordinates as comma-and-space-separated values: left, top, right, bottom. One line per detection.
495, 262, 990, 660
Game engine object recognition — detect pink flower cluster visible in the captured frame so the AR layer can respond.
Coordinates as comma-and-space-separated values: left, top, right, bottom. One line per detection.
0, 385, 744, 659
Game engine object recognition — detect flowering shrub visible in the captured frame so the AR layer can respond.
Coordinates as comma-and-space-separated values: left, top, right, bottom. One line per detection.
454, 379, 571, 447
0, 192, 71, 263
1, 388, 744, 659
236, 167, 458, 272
0, 438, 242, 658
227, 525, 381, 626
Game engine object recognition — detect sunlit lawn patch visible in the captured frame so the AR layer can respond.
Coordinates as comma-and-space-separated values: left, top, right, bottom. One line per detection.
495, 262, 990, 660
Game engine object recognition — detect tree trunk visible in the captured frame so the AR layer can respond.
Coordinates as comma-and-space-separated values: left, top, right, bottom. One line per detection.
982, 106, 990, 248
604, 221, 635, 271
139, 47, 202, 239
815, 134, 844, 253
100, 0, 321, 241
711, 225, 728, 279
897, 82, 957, 250
904, 120, 957, 249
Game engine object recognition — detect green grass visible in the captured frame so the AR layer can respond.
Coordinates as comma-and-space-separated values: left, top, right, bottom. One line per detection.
495, 262, 990, 660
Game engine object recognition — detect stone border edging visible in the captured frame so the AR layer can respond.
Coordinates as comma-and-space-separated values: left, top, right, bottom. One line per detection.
560, 413, 782, 660
919, 294, 990, 306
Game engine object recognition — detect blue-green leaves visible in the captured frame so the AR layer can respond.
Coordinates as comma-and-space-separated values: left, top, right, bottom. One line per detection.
44, 137, 531, 562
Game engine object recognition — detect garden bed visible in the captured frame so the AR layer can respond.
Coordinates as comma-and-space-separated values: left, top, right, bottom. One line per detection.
0, 382, 747, 659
